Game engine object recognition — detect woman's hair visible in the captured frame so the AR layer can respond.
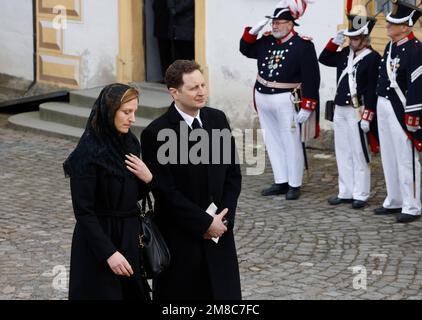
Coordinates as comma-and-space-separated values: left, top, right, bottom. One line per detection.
121, 87, 139, 105
164, 60, 202, 90
91, 86, 139, 133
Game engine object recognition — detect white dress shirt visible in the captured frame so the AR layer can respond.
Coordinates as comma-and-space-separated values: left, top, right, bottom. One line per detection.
174, 104, 203, 129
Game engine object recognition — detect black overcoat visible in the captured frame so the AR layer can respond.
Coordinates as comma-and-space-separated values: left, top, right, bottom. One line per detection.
141, 104, 242, 300
68, 165, 150, 300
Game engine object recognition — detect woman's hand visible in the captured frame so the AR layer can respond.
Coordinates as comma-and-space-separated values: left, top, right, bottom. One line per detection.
125, 154, 153, 184
107, 251, 134, 277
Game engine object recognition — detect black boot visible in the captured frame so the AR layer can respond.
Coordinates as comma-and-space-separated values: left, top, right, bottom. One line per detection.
261, 183, 289, 196
352, 200, 366, 209
286, 186, 301, 200
373, 207, 401, 215
327, 197, 353, 205
396, 213, 421, 223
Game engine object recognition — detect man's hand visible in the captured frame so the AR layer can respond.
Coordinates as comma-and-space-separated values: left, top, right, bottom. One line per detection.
204, 208, 228, 239
332, 29, 346, 46
297, 109, 312, 124
107, 251, 134, 277
360, 119, 370, 133
249, 19, 270, 35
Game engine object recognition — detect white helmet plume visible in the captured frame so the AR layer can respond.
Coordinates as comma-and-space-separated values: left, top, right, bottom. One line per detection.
275, 0, 312, 19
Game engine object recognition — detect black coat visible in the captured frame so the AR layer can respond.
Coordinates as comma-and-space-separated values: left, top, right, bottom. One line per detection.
68, 165, 150, 300
153, 0, 169, 39
167, 0, 194, 41
140, 104, 242, 300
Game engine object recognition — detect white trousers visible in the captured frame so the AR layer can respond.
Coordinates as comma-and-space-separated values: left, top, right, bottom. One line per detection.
334, 106, 370, 201
255, 90, 304, 187
377, 97, 421, 216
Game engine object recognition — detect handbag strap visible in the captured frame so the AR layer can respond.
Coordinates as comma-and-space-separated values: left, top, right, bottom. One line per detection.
137, 193, 153, 218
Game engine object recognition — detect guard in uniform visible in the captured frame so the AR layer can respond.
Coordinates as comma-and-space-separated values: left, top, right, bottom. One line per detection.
239, 0, 320, 200
319, 14, 380, 209
374, 0, 422, 223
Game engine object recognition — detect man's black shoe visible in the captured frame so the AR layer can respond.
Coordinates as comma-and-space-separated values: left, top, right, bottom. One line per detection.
327, 197, 353, 205
373, 207, 402, 215
286, 186, 300, 200
352, 200, 366, 209
396, 213, 421, 223
261, 183, 289, 196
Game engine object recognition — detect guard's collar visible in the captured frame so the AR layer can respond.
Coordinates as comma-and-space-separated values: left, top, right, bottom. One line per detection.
396, 32, 415, 46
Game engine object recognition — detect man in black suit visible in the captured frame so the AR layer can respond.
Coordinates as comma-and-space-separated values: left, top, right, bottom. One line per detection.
141, 60, 242, 300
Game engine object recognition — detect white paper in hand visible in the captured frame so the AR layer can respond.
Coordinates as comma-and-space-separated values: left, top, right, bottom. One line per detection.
206, 202, 219, 243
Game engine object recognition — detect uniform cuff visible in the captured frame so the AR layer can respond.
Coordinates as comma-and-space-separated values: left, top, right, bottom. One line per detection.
362, 109, 375, 122
242, 27, 258, 44
302, 98, 318, 111
405, 114, 420, 127
325, 39, 339, 52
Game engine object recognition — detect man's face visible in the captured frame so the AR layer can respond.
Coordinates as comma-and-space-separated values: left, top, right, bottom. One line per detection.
386, 22, 410, 39
349, 35, 367, 52
272, 19, 293, 39
171, 70, 208, 114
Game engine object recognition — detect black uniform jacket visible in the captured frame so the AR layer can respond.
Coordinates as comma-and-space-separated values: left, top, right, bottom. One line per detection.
376, 32, 422, 150
240, 28, 320, 112
319, 38, 381, 152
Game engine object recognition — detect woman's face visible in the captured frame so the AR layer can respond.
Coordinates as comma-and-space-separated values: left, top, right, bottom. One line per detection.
114, 98, 138, 134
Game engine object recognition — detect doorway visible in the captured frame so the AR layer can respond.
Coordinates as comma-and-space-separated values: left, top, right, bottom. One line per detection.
144, 0, 162, 82
143, 0, 196, 83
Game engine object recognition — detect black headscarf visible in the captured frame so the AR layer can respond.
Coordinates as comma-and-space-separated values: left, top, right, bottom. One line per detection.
63, 83, 140, 178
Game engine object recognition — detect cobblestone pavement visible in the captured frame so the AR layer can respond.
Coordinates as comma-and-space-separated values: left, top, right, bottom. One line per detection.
1, 113, 422, 300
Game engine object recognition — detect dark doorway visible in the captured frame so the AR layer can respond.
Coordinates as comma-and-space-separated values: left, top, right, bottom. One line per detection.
144, 0, 195, 83
144, 0, 162, 82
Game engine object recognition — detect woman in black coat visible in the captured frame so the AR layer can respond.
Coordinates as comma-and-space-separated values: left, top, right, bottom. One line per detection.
63, 83, 155, 300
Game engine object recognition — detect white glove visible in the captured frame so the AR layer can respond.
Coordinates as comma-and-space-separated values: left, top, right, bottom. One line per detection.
297, 109, 312, 124
360, 120, 370, 133
407, 124, 420, 132
332, 29, 346, 46
249, 19, 270, 36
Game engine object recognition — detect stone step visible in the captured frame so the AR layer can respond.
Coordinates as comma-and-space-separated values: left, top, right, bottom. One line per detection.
9, 106, 152, 141
69, 82, 172, 119
8, 82, 170, 141
8, 111, 84, 141
39, 102, 151, 135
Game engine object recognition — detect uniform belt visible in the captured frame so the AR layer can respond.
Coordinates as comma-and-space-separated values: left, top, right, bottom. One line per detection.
256, 74, 301, 90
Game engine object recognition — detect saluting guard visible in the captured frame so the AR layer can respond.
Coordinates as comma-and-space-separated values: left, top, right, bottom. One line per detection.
374, 0, 422, 223
239, 0, 320, 200
319, 4, 381, 209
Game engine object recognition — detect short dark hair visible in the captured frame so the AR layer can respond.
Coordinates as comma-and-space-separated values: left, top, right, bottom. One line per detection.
164, 60, 202, 90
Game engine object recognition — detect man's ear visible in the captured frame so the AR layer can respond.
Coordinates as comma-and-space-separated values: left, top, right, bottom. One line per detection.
169, 87, 178, 100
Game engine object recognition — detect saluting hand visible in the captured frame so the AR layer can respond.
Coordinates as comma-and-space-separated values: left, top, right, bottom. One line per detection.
125, 154, 153, 184
107, 251, 134, 277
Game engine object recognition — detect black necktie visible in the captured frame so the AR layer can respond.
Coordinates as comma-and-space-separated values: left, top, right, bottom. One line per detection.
192, 118, 202, 130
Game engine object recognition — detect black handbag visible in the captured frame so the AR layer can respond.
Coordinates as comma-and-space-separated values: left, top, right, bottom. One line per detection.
137, 193, 171, 279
